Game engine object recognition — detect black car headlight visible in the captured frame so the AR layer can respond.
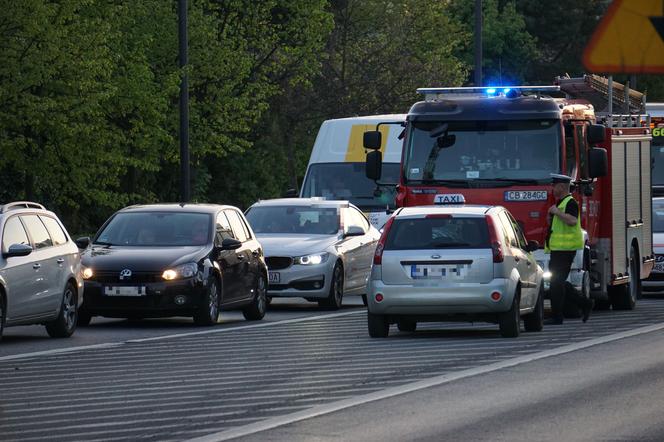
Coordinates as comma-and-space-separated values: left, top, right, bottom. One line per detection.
162, 263, 198, 280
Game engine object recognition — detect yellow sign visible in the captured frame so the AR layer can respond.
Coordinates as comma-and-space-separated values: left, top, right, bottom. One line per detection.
583, 0, 664, 73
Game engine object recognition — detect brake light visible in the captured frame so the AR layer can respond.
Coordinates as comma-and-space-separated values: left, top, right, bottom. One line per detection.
485, 215, 504, 263
425, 214, 452, 219
374, 216, 395, 265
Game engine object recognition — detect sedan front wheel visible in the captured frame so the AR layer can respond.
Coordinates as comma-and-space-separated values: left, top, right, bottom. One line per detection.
194, 278, 220, 326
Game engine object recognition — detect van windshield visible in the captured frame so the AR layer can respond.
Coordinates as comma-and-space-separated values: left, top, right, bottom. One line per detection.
301, 162, 400, 210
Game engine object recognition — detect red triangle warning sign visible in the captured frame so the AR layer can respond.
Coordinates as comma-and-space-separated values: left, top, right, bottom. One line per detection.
583, 0, 664, 74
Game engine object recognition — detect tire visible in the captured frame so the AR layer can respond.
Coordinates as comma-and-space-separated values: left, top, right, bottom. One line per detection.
499, 290, 520, 338
45, 282, 78, 338
523, 285, 544, 332
368, 312, 389, 338
610, 245, 639, 310
193, 277, 220, 326
397, 320, 417, 332
318, 263, 344, 310
243, 274, 267, 321
77, 307, 93, 326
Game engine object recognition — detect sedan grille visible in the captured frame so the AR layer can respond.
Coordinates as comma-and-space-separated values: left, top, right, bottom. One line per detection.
265, 257, 293, 270
90, 271, 163, 284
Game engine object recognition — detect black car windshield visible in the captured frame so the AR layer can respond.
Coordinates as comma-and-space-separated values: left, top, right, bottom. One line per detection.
653, 199, 664, 233
300, 162, 400, 210
95, 212, 211, 246
246, 206, 339, 235
385, 217, 490, 250
404, 119, 561, 185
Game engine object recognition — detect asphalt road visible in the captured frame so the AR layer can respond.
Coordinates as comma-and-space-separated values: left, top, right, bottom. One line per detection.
2, 298, 664, 441
234, 328, 664, 442
0, 296, 366, 357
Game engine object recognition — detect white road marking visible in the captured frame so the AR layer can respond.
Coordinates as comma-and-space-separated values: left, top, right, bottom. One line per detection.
0, 310, 364, 362
185, 322, 664, 442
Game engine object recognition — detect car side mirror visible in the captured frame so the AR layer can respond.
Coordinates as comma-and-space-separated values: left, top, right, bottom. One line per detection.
345, 225, 365, 237
221, 238, 242, 250
366, 150, 382, 181
525, 240, 539, 253
588, 147, 608, 178
3, 243, 33, 258
75, 237, 91, 249
587, 124, 606, 145
283, 188, 298, 198
363, 131, 382, 150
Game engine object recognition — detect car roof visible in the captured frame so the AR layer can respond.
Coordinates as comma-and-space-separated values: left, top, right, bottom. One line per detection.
118, 203, 235, 214
249, 198, 351, 209
0, 201, 58, 218
393, 205, 501, 218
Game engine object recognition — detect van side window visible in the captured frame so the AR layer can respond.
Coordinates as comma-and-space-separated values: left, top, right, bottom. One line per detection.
21, 215, 53, 249
564, 123, 577, 177
2, 216, 30, 252
40, 216, 68, 246
576, 125, 588, 179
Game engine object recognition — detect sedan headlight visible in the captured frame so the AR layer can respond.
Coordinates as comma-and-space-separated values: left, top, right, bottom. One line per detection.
81, 267, 94, 279
162, 263, 199, 280
294, 252, 330, 266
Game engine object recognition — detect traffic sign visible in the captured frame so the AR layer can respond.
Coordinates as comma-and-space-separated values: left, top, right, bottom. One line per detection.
583, 0, 664, 74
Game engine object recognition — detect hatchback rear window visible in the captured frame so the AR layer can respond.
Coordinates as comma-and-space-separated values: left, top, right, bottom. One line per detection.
385, 217, 490, 250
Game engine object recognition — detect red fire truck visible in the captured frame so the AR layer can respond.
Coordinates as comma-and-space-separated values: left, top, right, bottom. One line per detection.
364, 79, 654, 311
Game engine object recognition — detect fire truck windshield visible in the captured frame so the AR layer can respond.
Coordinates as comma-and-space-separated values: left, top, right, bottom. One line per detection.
404, 119, 561, 185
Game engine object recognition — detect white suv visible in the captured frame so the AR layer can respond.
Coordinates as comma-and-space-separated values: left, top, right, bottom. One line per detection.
367, 205, 544, 338
0, 202, 83, 340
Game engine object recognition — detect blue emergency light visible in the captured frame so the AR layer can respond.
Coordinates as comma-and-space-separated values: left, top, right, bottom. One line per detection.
416, 85, 560, 101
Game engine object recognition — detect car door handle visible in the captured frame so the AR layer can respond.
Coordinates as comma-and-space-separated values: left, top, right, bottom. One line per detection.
514, 256, 520, 262
33, 263, 41, 269
526, 260, 532, 266
252, 250, 259, 257
57, 258, 65, 264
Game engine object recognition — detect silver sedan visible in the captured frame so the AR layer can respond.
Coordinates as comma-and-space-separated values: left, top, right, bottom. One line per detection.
245, 198, 380, 309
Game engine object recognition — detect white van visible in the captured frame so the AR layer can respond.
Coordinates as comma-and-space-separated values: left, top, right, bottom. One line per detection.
300, 114, 406, 228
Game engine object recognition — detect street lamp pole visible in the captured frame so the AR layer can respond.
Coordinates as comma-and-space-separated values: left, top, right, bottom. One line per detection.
178, 0, 190, 202
474, 0, 482, 87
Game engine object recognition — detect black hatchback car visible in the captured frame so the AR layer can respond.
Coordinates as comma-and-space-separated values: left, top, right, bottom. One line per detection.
78, 204, 267, 325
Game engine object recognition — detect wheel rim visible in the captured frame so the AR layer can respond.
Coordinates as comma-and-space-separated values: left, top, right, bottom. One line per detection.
208, 280, 219, 320
256, 276, 267, 314
63, 287, 76, 330
582, 271, 591, 300
334, 266, 343, 306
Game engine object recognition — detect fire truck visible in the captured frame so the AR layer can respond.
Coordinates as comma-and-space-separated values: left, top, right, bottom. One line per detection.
363, 75, 654, 310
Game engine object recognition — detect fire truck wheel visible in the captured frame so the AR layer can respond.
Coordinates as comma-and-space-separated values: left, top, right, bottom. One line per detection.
610, 245, 639, 310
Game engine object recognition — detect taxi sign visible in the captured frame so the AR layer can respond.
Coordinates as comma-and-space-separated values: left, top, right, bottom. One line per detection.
583, 0, 664, 73
434, 194, 465, 204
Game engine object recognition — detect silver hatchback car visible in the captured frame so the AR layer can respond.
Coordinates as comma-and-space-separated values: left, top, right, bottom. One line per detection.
367, 205, 544, 338
0, 202, 83, 340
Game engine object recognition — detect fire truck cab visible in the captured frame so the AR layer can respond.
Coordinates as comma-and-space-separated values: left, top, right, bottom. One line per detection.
364, 79, 653, 311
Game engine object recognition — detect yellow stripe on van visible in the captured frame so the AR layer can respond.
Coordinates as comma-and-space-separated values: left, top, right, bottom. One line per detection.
344, 124, 391, 162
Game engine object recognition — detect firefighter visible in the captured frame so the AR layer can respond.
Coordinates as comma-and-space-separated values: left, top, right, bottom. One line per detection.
545, 173, 594, 325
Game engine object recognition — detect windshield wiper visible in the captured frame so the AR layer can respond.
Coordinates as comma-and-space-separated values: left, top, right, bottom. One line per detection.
483, 178, 545, 185
417, 179, 471, 188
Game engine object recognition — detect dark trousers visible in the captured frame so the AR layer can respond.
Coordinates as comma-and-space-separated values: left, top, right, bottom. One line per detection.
549, 250, 587, 320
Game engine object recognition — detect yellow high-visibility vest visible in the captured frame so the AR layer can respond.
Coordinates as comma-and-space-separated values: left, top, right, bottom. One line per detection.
545, 195, 583, 253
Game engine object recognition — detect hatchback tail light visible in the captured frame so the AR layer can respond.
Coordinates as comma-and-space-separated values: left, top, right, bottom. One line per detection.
485, 215, 504, 263
374, 216, 396, 265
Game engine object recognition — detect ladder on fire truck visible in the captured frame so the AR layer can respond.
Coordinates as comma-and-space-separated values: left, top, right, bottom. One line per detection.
555, 74, 649, 128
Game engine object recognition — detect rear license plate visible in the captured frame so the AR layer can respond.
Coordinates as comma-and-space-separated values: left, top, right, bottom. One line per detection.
504, 190, 547, 201
268, 272, 280, 283
104, 286, 146, 296
410, 264, 468, 279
